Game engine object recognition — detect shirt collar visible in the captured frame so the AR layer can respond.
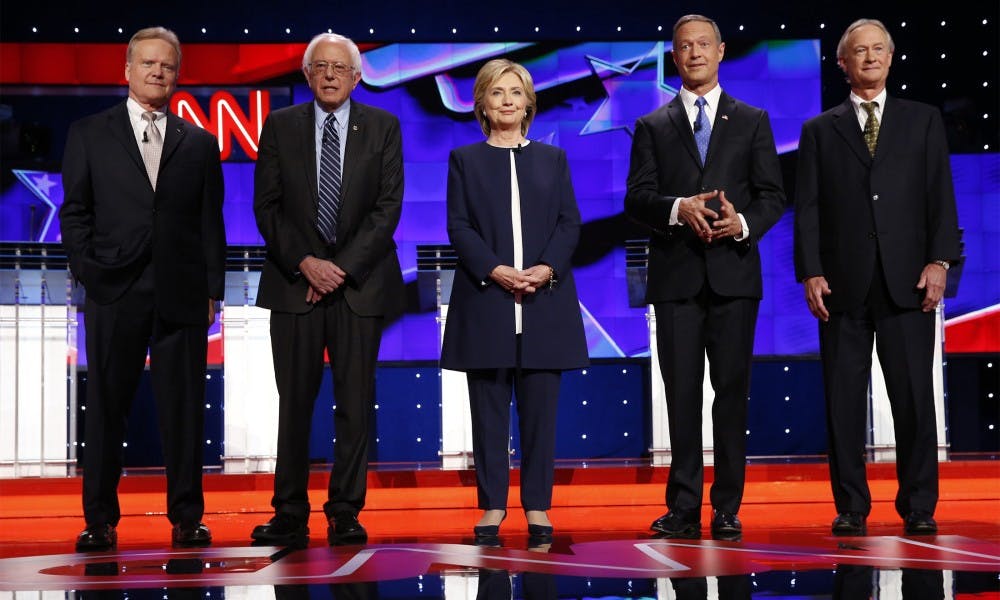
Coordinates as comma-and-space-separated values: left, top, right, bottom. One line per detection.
314, 99, 351, 129
849, 88, 887, 114
678, 84, 723, 111
126, 97, 167, 121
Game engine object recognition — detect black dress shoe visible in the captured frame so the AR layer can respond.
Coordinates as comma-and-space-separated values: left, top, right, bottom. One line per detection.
527, 523, 554, 542
904, 511, 938, 535
473, 510, 507, 540
172, 522, 212, 547
832, 512, 867, 536
710, 511, 742, 540
76, 524, 117, 552
251, 513, 309, 546
328, 512, 367, 545
650, 511, 701, 539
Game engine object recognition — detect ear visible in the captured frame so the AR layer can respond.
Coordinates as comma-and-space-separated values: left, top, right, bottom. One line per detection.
125, 63, 131, 83
718, 42, 725, 61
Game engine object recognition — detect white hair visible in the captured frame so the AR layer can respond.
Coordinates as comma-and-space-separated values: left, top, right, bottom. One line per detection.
302, 32, 362, 72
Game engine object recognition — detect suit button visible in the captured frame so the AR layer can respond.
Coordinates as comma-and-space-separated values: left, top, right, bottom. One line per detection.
868, 232, 877, 239
872, 194, 879, 201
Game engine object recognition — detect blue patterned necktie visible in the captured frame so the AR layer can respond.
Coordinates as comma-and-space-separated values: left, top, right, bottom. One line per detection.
693, 96, 711, 165
317, 113, 342, 243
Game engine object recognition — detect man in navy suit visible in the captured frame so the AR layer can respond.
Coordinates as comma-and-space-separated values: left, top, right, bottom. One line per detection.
794, 18, 960, 536
60, 26, 226, 551
625, 14, 786, 540
250, 32, 405, 546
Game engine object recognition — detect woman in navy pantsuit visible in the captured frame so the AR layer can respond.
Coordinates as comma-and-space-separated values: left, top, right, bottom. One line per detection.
440, 59, 588, 542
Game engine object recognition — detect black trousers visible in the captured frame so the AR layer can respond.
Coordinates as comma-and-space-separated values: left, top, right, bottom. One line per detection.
82, 265, 208, 527
653, 285, 759, 519
467, 356, 561, 511
821, 263, 938, 517
269, 294, 383, 521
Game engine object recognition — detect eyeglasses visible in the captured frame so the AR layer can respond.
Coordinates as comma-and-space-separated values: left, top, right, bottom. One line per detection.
309, 61, 355, 76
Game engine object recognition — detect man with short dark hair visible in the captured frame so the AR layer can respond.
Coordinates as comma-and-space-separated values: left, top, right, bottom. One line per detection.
250, 32, 404, 546
61, 26, 226, 551
794, 18, 960, 536
625, 14, 786, 540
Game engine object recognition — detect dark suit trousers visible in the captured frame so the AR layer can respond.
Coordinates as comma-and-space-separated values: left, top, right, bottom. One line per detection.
269, 293, 382, 521
82, 265, 207, 527
820, 263, 938, 518
653, 285, 758, 519
467, 356, 561, 511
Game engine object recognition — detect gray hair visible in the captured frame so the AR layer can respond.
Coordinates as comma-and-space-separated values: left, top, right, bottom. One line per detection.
837, 18, 895, 59
127, 27, 182, 67
302, 32, 362, 72
672, 14, 722, 45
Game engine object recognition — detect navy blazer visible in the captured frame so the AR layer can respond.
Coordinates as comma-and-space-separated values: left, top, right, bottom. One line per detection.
440, 141, 588, 371
60, 102, 226, 324
253, 100, 405, 317
794, 96, 961, 311
625, 91, 786, 302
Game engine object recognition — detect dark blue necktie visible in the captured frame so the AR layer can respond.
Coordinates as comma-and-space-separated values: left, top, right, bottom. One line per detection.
317, 113, 342, 243
693, 96, 711, 165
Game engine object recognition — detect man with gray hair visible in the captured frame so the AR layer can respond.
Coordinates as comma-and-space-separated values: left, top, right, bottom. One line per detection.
250, 32, 404, 546
61, 26, 225, 551
794, 18, 960, 536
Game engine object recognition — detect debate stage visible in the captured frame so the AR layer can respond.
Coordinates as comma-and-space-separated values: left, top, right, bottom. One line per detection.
1, 460, 998, 597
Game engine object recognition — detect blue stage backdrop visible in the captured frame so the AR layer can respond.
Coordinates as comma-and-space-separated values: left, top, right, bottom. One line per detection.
2, 40, 997, 364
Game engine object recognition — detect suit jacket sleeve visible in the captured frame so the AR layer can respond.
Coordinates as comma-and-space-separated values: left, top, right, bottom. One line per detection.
536, 149, 581, 278
253, 115, 313, 279
333, 115, 404, 285
624, 116, 677, 233
201, 133, 227, 299
793, 119, 823, 281
59, 120, 95, 285
447, 148, 503, 282
741, 110, 786, 242
924, 109, 961, 262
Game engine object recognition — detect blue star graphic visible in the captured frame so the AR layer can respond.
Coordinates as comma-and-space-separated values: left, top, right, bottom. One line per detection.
13, 170, 64, 242
580, 42, 679, 137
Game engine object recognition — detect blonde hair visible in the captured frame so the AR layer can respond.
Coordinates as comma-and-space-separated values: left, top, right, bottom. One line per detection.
472, 59, 537, 137
127, 27, 181, 67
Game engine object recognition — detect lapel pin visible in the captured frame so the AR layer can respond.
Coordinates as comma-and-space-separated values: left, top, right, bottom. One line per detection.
352, 124, 358, 131
721, 115, 729, 121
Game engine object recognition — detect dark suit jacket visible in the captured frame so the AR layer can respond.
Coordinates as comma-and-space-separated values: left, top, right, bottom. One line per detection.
625, 92, 786, 302
440, 142, 588, 371
253, 101, 405, 317
794, 96, 961, 311
60, 102, 226, 324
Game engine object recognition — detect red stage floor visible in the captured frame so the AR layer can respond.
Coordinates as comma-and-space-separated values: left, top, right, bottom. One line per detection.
1, 460, 998, 597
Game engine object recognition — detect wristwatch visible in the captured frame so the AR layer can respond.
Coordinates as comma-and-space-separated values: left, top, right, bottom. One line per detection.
933, 260, 950, 271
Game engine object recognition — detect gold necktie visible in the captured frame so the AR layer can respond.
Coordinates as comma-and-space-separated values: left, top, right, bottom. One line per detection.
861, 101, 879, 157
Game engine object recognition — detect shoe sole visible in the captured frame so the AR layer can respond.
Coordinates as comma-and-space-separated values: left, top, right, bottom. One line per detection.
651, 525, 701, 539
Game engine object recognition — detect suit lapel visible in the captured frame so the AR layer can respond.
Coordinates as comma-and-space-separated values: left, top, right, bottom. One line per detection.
107, 102, 147, 176
160, 113, 187, 169
704, 92, 736, 168
666, 97, 701, 167
871, 94, 897, 167
832, 98, 872, 166
341, 102, 364, 200
299, 103, 319, 207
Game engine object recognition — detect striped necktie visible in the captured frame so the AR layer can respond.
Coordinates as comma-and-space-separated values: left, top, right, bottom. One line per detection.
317, 112, 342, 243
861, 101, 880, 157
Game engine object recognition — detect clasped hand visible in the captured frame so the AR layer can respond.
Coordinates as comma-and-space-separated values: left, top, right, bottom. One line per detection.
299, 255, 346, 303
490, 264, 553, 300
677, 189, 740, 243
